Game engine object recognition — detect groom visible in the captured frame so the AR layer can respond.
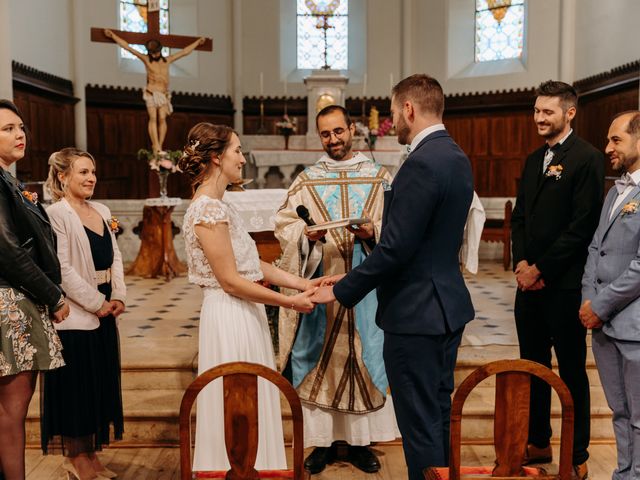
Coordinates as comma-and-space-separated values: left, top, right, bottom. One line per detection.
312, 74, 475, 479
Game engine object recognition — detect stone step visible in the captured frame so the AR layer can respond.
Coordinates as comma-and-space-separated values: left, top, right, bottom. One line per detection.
456, 346, 603, 387
27, 381, 614, 446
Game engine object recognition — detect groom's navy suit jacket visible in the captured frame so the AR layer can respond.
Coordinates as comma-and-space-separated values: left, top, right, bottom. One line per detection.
334, 129, 475, 335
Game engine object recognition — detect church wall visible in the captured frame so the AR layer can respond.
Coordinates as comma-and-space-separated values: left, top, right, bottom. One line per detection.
413, 0, 563, 95
573, 0, 640, 81
8, 0, 73, 80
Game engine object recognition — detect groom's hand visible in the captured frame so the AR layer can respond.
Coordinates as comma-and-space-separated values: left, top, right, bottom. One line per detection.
310, 285, 336, 304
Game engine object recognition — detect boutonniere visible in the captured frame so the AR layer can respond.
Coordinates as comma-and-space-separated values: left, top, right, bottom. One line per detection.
381, 179, 392, 191
621, 201, 639, 216
109, 216, 121, 233
22, 190, 38, 204
545, 165, 563, 180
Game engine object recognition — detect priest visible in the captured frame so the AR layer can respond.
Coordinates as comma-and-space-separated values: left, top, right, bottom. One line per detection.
275, 105, 397, 475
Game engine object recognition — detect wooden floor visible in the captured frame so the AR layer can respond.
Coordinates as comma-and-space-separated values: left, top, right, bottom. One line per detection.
26, 443, 618, 479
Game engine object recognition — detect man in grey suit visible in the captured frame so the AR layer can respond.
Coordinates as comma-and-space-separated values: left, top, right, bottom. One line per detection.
580, 110, 640, 480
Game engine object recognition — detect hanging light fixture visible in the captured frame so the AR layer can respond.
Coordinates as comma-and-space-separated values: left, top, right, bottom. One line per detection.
486, 0, 512, 23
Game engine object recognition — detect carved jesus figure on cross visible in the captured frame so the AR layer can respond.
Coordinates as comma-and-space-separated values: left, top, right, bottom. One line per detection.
105, 29, 204, 153
92, 6, 212, 154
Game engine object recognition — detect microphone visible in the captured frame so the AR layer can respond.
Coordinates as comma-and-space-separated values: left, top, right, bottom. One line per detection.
364, 136, 377, 163
296, 205, 326, 243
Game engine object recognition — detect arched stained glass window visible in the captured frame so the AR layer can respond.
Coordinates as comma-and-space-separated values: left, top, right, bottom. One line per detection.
297, 0, 348, 70
475, 0, 525, 63
119, 0, 170, 59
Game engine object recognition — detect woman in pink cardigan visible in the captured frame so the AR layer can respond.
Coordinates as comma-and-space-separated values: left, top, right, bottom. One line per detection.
41, 148, 126, 480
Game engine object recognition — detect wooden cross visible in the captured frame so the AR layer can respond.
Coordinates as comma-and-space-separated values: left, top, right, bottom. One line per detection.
91, 2, 212, 52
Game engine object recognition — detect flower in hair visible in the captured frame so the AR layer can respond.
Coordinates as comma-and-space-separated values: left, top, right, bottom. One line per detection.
191, 140, 200, 149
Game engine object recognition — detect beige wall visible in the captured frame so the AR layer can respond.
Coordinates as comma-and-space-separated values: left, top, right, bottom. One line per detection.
6, 0, 639, 100
574, 0, 640, 80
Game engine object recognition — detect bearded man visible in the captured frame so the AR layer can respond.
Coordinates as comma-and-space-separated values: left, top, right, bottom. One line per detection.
511, 80, 604, 479
275, 105, 397, 475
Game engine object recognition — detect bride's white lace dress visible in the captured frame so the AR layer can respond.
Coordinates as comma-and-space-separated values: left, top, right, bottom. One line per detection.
183, 195, 286, 470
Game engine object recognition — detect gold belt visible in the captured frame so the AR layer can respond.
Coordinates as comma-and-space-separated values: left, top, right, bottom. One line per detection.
95, 268, 111, 284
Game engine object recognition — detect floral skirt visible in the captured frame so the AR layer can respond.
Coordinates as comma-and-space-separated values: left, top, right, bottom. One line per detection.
0, 287, 65, 377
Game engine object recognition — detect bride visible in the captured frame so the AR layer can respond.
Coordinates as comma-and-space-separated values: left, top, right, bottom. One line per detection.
180, 122, 318, 470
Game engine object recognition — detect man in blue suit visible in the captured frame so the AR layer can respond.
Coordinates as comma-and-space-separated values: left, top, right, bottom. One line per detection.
311, 74, 475, 479
580, 110, 640, 480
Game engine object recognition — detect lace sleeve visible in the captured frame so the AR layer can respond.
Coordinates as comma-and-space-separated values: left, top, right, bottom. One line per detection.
195, 198, 230, 227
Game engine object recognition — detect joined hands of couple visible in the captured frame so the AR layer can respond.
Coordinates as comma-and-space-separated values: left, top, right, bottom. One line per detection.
289, 274, 347, 314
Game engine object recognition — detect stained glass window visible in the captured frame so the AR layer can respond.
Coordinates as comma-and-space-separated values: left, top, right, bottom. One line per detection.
119, 0, 170, 59
475, 0, 525, 62
297, 0, 348, 70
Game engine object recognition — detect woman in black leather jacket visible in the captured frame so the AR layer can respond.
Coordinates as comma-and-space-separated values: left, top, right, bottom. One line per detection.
0, 99, 70, 480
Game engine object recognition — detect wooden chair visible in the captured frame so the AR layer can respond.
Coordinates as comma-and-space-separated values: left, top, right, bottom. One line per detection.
179, 361, 307, 480
424, 359, 575, 480
481, 200, 513, 271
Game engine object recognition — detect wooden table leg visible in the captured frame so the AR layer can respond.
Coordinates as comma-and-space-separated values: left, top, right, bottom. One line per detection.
126, 205, 187, 280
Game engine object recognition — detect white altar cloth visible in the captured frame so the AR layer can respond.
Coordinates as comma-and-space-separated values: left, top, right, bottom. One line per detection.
224, 189, 288, 232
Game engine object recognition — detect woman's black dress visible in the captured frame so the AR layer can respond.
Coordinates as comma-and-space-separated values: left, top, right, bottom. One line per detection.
41, 223, 124, 456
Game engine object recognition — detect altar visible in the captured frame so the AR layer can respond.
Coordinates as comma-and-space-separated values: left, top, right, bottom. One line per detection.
242, 134, 408, 188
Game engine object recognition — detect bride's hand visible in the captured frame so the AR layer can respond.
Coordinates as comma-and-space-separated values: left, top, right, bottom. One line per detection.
320, 273, 345, 287
305, 276, 329, 289
289, 288, 317, 314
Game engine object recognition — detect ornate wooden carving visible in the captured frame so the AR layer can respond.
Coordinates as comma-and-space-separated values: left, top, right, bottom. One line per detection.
242, 96, 308, 134
12, 61, 78, 104
574, 60, 640, 97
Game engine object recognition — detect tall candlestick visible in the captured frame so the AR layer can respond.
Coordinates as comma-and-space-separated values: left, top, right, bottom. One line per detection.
362, 73, 367, 97
260, 72, 264, 96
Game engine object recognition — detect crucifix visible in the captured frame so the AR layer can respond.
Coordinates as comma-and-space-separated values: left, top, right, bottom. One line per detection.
91, 2, 212, 153
315, 14, 335, 71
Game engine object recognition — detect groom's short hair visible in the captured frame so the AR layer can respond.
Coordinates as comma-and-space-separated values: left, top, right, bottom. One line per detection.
392, 74, 444, 118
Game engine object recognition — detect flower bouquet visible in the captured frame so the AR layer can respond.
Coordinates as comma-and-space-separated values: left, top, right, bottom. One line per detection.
138, 149, 182, 198
367, 106, 394, 149
275, 115, 298, 149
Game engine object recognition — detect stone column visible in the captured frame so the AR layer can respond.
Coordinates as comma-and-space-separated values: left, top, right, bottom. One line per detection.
232, 0, 243, 134
400, 0, 413, 79
559, 0, 576, 84
70, 0, 88, 149
0, 0, 13, 101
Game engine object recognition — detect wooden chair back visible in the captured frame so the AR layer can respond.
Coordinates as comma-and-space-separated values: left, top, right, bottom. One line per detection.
430, 359, 574, 480
179, 361, 305, 480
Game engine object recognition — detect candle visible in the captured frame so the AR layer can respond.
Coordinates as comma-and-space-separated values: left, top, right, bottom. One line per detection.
390, 73, 394, 91
260, 72, 264, 96
363, 73, 367, 97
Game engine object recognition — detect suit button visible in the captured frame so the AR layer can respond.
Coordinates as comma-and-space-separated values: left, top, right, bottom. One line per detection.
600, 251, 606, 256
597, 279, 602, 284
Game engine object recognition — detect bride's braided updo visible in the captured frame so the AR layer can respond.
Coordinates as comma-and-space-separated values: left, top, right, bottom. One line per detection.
179, 123, 235, 192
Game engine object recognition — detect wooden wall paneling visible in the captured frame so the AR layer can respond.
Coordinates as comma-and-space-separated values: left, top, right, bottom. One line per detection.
490, 116, 506, 156
471, 115, 496, 156
85, 85, 234, 199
